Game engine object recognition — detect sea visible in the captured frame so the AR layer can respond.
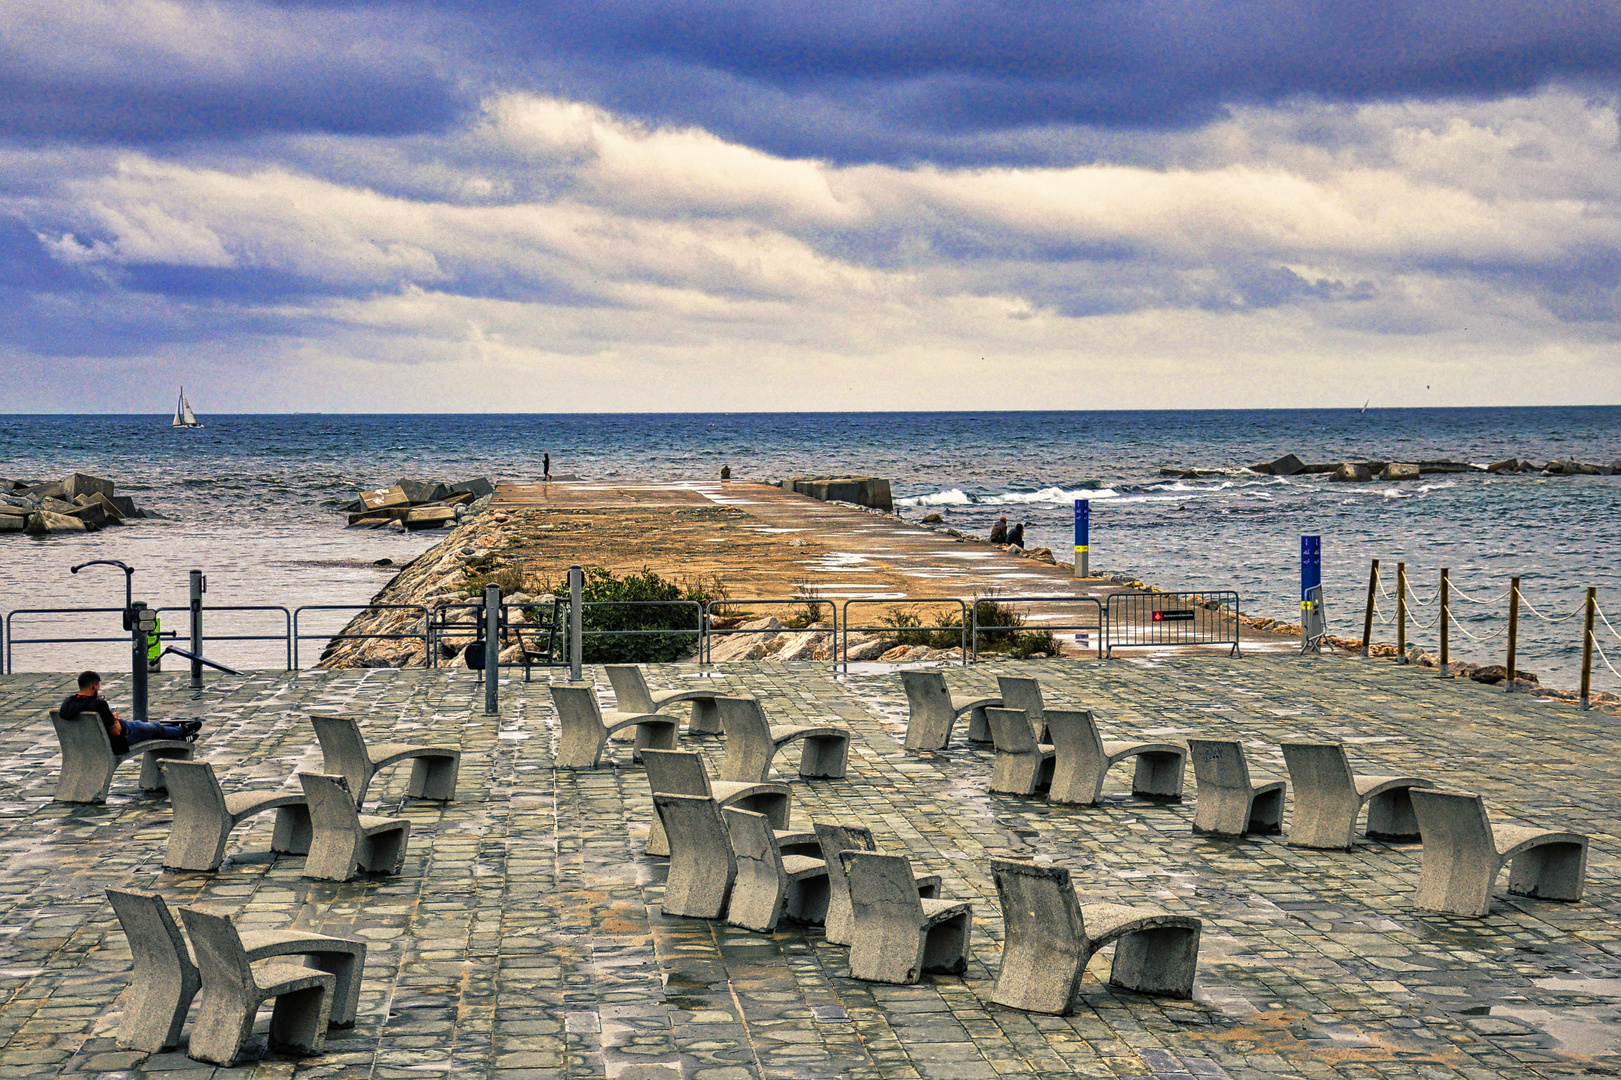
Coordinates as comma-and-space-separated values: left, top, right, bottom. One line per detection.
2, 408, 1618, 691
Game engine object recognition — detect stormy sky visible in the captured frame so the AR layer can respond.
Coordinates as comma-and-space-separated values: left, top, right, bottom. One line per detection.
4, 0, 1621, 411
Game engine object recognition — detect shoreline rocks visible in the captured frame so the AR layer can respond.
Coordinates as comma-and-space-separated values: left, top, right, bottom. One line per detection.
339, 476, 497, 531
1, 472, 159, 535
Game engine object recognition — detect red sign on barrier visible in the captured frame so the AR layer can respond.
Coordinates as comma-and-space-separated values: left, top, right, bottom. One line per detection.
1152, 610, 1196, 622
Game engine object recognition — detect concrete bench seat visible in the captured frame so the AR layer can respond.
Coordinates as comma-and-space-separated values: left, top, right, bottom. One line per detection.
653, 792, 738, 919
723, 807, 830, 932
843, 851, 972, 984
297, 773, 411, 881
900, 671, 999, 751
308, 713, 459, 806
641, 748, 804, 857
995, 676, 1051, 742
814, 822, 941, 947
1282, 741, 1434, 849
1409, 789, 1589, 916
989, 858, 1201, 1013
985, 707, 1056, 795
107, 889, 366, 1054
1186, 739, 1286, 837
716, 696, 850, 783
159, 760, 311, 871
1045, 708, 1185, 806
178, 906, 335, 1066
50, 708, 193, 804
606, 664, 728, 736
549, 683, 679, 769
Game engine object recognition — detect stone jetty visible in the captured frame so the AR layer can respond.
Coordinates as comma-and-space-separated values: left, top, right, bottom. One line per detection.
0, 472, 159, 535
1160, 453, 1621, 481
338, 476, 497, 531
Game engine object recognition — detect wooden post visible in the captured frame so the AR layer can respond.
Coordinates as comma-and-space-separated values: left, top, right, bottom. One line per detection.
1361, 559, 1380, 658
1580, 586, 1596, 710
1396, 562, 1407, 663
1505, 576, 1520, 692
1439, 569, 1449, 669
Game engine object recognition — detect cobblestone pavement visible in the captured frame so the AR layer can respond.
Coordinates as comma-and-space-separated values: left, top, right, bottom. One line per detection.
0, 655, 1616, 1080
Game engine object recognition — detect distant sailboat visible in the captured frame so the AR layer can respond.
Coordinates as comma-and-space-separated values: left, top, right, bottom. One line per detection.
171, 387, 203, 429
1359, 398, 1370, 414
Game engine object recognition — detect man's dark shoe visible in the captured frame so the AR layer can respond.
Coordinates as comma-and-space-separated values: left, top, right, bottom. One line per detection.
180, 720, 203, 740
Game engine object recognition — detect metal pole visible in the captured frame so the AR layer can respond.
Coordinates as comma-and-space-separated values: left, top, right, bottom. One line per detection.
484, 583, 500, 716
1396, 562, 1407, 662
1073, 499, 1090, 578
1438, 568, 1449, 669
1505, 576, 1520, 691
189, 570, 206, 690
1361, 559, 1379, 658
1580, 587, 1596, 710
569, 565, 584, 682
130, 601, 150, 723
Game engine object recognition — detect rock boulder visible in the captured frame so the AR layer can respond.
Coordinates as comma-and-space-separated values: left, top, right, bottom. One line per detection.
1381, 463, 1421, 481
1251, 453, 1306, 477
1330, 463, 1373, 482
26, 510, 89, 534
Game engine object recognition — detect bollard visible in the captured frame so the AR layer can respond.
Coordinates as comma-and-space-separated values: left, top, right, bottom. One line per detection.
1361, 559, 1379, 658
1505, 576, 1520, 692
484, 582, 500, 716
189, 570, 207, 690
1580, 587, 1596, 710
1300, 534, 1321, 618
129, 601, 153, 723
1073, 500, 1090, 578
569, 565, 584, 682
1396, 562, 1407, 663
1438, 569, 1449, 669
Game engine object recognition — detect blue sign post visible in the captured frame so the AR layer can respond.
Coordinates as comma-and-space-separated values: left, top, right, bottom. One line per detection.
1300, 535, 1321, 608
1074, 500, 1090, 578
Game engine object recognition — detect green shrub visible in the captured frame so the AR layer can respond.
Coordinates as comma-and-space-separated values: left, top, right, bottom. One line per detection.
548, 566, 711, 663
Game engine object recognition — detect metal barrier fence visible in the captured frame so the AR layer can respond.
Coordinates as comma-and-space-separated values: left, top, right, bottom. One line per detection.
839, 598, 970, 669
564, 600, 705, 661
970, 596, 1105, 660
429, 599, 562, 677
1105, 591, 1241, 657
159, 605, 294, 670
292, 604, 431, 669
700, 599, 839, 664
5, 605, 294, 673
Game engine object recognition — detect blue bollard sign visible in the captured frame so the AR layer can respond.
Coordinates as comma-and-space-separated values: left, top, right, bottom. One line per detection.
1074, 499, 1090, 578
1300, 535, 1321, 610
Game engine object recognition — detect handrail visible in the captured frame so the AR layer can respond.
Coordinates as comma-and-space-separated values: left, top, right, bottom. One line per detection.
157, 605, 293, 670
4, 607, 128, 674
839, 598, 970, 670
292, 603, 430, 669
968, 595, 1105, 660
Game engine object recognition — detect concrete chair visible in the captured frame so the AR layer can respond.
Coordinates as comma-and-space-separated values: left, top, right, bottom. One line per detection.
297, 772, 411, 881
842, 851, 972, 984
641, 749, 808, 857
606, 664, 727, 735
1186, 739, 1286, 837
1281, 741, 1433, 849
107, 890, 369, 1054
1044, 709, 1186, 806
159, 760, 312, 871
179, 907, 335, 1066
989, 858, 1202, 1013
814, 822, 941, 947
1409, 789, 1588, 916
308, 713, 459, 807
50, 708, 193, 804
996, 676, 1051, 742
984, 707, 1056, 795
549, 684, 678, 769
653, 793, 736, 919
716, 696, 850, 783
723, 807, 830, 932
900, 671, 999, 751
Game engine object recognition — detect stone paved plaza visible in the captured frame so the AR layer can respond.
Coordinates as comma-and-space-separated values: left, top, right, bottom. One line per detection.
0, 655, 1617, 1080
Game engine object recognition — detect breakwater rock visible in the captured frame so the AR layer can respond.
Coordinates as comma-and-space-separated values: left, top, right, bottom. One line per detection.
1161, 455, 1621, 481
778, 476, 894, 513
0, 472, 160, 534
337, 476, 496, 531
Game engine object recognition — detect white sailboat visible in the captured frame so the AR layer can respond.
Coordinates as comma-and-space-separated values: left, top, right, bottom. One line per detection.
171, 386, 203, 429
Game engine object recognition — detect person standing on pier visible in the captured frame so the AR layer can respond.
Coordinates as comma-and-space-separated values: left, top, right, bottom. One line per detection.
543, 453, 551, 483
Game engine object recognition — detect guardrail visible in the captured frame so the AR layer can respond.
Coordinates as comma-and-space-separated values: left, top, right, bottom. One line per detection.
839, 598, 970, 670
4, 605, 293, 674
1105, 591, 1241, 657
970, 596, 1105, 660
700, 599, 839, 665
158, 605, 293, 670
292, 604, 431, 669
429, 599, 562, 678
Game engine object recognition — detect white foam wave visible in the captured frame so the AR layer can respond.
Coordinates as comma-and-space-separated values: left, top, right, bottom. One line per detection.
899, 488, 972, 507
980, 486, 1120, 505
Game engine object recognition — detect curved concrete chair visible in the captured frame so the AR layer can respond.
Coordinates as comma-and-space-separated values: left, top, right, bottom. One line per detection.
900, 671, 999, 751
1281, 741, 1433, 849
179, 907, 335, 1066
606, 664, 727, 736
724, 807, 830, 932
50, 709, 193, 804
989, 858, 1201, 1013
1044, 709, 1185, 806
107, 890, 369, 1053
641, 749, 804, 857
1410, 789, 1588, 916
995, 676, 1051, 742
814, 822, 941, 947
653, 793, 736, 919
984, 707, 1056, 795
549, 684, 678, 769
716, 696, 850, 783
843, 851, 972, 984
159, 760, 311, 871
1186, 739, 1286, 837
297, 772, 411, 881
308, 713, 459, 807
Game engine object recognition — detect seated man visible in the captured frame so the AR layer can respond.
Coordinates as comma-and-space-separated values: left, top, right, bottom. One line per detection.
989, 516, 1009, 544
1007, 522, 1026, 549
60, 670, 200, 754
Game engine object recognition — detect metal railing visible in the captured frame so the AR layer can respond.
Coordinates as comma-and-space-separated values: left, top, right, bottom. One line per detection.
969, 596, 1105, 660
700, 599, 839, 664
158, 605, 293, 670
429, 599, 562, 678
4, 605, 293, 673
1105, 591, 1241, 657
292, 604, 431, 669
564, 600, 705, 661
839, 598, 971, 669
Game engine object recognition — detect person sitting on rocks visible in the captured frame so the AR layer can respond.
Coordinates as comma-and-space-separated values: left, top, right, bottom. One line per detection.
989, 516, 1009, 544
1007, 521, 1026, 549
60, 670, 200, 753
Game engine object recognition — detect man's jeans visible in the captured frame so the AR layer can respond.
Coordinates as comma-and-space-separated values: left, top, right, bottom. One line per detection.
121, 719, 189, 744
